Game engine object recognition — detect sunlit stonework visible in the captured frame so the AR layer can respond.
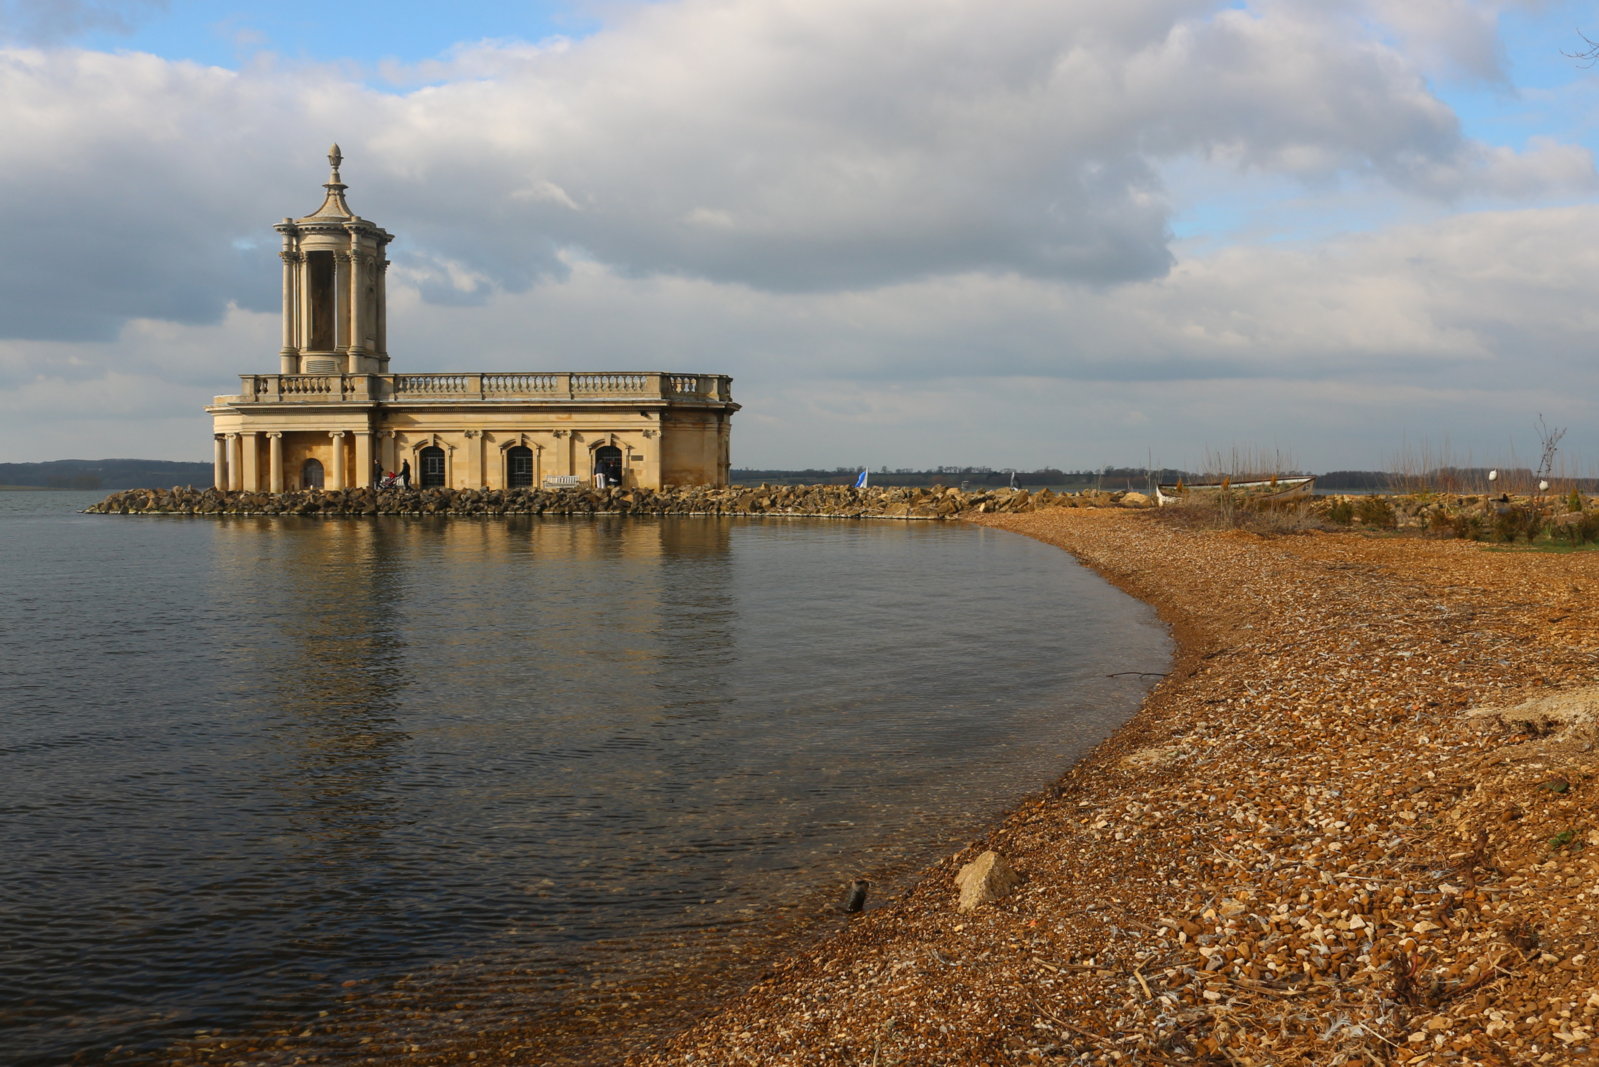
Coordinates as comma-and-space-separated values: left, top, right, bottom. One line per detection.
207, 146, 737, 491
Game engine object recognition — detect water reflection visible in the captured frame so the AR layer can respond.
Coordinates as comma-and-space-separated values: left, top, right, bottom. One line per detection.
1, 503, 1170, 1066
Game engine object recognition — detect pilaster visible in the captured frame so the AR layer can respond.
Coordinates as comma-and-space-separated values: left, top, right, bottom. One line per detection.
240, 432, 260, 491
354, 431, 374, 488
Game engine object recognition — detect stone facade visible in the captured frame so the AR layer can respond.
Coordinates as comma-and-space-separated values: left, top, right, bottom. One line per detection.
208, 147, 738, 491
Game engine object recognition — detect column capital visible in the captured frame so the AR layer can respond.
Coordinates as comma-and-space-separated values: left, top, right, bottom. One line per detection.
329, 430, 347, 439
266, 431, 283, 439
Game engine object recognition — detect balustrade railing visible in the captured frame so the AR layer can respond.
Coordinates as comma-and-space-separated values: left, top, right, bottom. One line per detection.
236, 372, 732, 404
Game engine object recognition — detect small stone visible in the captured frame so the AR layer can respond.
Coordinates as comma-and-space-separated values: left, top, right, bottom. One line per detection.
954, 851, 1022, 912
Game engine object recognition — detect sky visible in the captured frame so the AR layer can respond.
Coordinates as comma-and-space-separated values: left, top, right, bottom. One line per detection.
4, 0, 1599, 473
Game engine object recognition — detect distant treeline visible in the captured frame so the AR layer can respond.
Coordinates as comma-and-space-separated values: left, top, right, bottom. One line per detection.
7, 460, 1593, 494
733, 467, 1599, 492
0, 459, 213, 491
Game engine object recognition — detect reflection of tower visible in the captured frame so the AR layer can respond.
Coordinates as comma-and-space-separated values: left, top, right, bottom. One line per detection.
273, 144, 394, 376
224, 519, 412, 850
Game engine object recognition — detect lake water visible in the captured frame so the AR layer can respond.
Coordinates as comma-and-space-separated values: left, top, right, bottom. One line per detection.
0, 491, 1169, 1065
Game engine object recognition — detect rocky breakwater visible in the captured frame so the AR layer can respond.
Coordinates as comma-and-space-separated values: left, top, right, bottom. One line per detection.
85, 484, 1156, 519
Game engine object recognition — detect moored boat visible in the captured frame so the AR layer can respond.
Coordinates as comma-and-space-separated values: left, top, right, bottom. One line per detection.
1155, 475, 1315, 506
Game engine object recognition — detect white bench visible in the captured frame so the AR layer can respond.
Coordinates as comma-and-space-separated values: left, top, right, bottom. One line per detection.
542, 475, 584, 488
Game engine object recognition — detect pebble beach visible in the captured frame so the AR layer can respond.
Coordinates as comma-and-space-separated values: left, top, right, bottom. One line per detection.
625, 506, 1599, 1066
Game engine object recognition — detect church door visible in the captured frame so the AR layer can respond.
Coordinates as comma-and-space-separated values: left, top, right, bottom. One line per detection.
419, 446, 446, 488
301, 458, 324, 489
594, 445, 623, 487
507, 446, 534, 488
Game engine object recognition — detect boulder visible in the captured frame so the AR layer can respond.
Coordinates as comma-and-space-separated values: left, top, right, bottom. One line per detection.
1120, 491, 1152, 507
954, 850, 1021, 912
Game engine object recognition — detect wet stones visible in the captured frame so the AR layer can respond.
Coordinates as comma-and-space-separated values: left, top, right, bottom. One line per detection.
84, 484, 1144, 519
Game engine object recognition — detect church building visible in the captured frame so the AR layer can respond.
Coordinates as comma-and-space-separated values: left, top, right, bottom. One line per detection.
208, 146, 738, 491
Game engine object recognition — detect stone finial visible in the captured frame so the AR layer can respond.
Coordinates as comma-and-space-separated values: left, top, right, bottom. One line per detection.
306, 141, 353, 219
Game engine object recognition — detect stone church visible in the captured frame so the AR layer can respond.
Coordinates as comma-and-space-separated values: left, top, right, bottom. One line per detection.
208, 146, 738, 491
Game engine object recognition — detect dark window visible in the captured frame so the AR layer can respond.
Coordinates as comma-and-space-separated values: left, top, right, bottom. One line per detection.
420, 446, 446, 488
301, 458, 324, 489
593, 445, 623, 487
507, 446, 534, 488
306, 251, 335, 351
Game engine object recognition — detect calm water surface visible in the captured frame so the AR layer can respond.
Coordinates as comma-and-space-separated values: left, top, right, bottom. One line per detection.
0, 491, 1169, 1064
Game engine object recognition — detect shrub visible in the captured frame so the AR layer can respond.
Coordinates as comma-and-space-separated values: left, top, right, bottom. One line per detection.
1493, 505, 1541, 543
1354, 495, 1396, 528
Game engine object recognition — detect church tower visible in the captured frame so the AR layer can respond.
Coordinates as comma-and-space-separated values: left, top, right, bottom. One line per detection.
210, 145, 737, 493
273, 144, 393, 375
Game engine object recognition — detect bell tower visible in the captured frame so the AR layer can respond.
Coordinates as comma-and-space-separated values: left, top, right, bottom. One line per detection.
273, 145, 394, 375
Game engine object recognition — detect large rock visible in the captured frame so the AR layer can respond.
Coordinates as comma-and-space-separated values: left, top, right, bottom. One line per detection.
954, 850, 1021, 912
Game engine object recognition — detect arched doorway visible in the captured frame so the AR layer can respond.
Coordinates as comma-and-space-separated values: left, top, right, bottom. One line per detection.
507, 445, 534, 488
419, 446, 447, 488
594, 445, 623, 487
301, 457, 324, 489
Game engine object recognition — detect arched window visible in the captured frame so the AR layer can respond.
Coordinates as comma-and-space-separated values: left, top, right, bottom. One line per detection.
507, 445, 534, 488
594, 445, 623, 487
419, 446, 447, 488
301, 458, 324, 489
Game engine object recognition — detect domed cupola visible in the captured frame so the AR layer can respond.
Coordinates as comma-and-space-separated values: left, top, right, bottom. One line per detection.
272, 145, 394, 375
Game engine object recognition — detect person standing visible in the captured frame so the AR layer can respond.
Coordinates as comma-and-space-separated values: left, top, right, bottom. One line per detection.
399, 459, 411, 488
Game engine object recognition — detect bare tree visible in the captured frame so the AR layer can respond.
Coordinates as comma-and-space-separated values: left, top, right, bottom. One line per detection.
1534, 414, 1566, 501
1565, 31, 1599, 67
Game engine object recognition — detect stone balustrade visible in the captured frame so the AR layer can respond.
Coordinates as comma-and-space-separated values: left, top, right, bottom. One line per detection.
233, 372, 734, 404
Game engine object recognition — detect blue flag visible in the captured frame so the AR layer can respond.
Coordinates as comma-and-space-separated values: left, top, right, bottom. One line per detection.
853, 470, 868, 488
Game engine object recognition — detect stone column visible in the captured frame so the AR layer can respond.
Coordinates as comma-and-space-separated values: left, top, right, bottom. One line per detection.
279, 250, 299, 373
377, 258, 390, 367
378, 430, 396, 476
213, 435, 228, 489
267, 432, 284, 493
463, 430, 481, 487
354, 431, 374, 488
333, 252, 351, 356
227, 434, 242, 491
328, 431, 347, 490
240, 432, 260, 491
346, 240, 366, 366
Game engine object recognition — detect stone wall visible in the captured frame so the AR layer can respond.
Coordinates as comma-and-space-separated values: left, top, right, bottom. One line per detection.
84, 484, 1156, 519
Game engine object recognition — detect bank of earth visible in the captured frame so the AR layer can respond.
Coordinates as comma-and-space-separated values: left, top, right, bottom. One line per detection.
623, 507, 1599, 1066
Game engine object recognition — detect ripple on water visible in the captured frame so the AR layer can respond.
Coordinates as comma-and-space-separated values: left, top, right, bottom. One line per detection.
0, 501, 1169, 1065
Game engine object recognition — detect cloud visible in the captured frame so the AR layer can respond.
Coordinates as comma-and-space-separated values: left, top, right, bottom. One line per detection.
2, 0, 1597, 472
8, 200, 1599, 469
0, 0, 167, 46
2, 0, 1589, 348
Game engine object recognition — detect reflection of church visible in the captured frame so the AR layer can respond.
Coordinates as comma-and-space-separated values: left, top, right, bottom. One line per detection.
208, 147, 739, 491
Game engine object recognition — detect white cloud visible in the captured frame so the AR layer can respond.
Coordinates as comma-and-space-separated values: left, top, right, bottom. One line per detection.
0, 0, 1595, 471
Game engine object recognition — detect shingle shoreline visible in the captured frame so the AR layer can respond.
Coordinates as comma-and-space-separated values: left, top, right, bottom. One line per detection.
620, 508, 1599, 1066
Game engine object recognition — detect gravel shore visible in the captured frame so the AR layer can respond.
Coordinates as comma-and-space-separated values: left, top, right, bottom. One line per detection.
627, 507, 1599, 1066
